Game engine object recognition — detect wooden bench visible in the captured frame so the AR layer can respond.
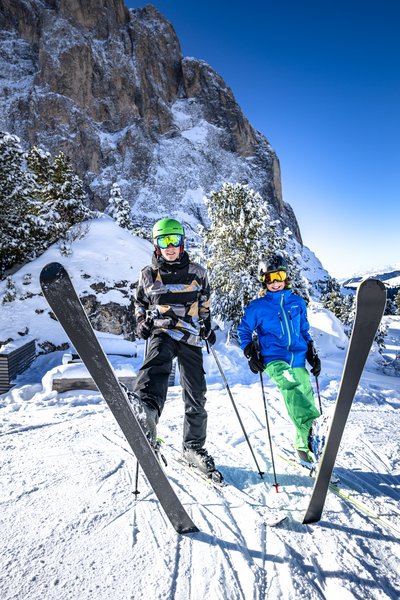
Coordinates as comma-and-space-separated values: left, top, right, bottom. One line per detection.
51, 353, 176, 393
52, 376, 136, 393
51, 345, 138, 393
0, 338, 36, 394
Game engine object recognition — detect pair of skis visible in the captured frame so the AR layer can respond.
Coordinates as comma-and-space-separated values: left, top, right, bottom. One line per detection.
40, 263, 386, 533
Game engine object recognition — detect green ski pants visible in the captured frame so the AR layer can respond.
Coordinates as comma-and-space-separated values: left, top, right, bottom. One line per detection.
265, 360, 320, 453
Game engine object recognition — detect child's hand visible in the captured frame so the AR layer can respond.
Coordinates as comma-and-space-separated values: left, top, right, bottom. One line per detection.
244, 342, 265, 373
306, 342, 321, 377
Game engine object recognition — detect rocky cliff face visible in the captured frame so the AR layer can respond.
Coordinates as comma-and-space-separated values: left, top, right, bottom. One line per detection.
0, 0, 301, 240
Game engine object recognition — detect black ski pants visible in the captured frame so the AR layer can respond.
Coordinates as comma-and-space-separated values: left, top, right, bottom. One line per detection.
133, 333, 208, 449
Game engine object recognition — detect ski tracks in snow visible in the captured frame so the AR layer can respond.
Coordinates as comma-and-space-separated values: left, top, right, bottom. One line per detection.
1, 376, 400, 599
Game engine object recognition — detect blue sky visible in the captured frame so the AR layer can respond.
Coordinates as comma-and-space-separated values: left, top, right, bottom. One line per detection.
126, 1, 399, 278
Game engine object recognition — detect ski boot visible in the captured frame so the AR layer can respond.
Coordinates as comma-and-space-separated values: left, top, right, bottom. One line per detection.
182, 446, 224, 484
297, 449, 316, 473
120, 384, 158, 444
308, 411, 331, 462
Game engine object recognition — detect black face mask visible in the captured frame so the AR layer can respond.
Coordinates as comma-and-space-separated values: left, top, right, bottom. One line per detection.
152, 250, 189, 269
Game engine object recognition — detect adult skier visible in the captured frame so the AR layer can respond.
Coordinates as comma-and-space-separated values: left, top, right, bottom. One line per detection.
133, 218, 222, 481
237, 254, 322, 465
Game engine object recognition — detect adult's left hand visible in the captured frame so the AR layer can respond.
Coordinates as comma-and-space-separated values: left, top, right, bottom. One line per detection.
200, 325, 216, 346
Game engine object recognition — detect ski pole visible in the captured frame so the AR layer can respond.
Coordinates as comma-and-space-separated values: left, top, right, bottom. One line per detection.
210, 346, 265, 479
133, 460, 140, 497
315, 376, 323, 414
259, 372, 280, 493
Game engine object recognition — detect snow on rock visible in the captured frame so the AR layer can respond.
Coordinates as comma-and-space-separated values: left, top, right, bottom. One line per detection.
0, 217, 153, 348
308, 303, 348, 354
301, 244, 331, 287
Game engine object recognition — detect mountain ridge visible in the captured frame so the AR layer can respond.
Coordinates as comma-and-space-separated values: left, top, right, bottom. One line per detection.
0, 0, 301, 240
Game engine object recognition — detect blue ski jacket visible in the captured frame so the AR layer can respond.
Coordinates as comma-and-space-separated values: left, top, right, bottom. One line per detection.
237, 289, 312, 368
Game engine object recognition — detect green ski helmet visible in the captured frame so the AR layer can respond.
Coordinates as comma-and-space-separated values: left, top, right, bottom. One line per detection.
152, 218, 185, 239
152, 218, 185, 257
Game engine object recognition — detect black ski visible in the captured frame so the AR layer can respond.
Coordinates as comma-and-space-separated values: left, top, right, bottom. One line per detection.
40, 262, 198, 535
303, 278, 386, 524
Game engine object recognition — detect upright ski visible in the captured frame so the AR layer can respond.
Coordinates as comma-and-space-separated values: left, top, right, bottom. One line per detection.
40, 262, 198, 535
303, 278, 386, 524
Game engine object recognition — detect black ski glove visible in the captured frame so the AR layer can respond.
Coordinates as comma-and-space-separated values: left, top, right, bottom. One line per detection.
306, 341, 321, 377
244, 342, 264, 374
200, 324, 216, 346
137, 316, 153, 340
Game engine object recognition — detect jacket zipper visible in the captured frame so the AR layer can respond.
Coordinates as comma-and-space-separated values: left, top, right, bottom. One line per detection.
287, 310, 295, 334
277, 313, 285, 336
280, 295, 294, 366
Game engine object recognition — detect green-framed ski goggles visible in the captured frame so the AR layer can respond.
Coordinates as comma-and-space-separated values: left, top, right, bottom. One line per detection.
156, 234, 184, 249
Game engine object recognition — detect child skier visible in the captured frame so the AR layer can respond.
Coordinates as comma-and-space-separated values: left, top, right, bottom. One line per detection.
133, 218, 222, 482
237, 254, 322, 465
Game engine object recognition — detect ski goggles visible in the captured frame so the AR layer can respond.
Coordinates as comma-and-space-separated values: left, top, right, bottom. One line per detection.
156, 234, 184, 249
260, 270, 287, 284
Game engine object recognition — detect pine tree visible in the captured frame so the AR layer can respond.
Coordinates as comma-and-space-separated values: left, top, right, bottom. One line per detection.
26, 145, 52, 189
107, 183, 134, 231
25, 145, 55, 252
384, 298, 396, 316
321, 277, 355, 331
201, 182, 308, 325
27, 147, 92, 245
375, 321, 388, 354
2, 276, 17, 303
52, 152, 91, 225
321, 278, 342, 315
200, 183, 266, 324
131, 223, 150, 240
0, 133, 43, 276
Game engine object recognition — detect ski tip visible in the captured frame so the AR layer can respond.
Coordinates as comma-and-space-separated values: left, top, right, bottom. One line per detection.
179, 524, 200, 535
39, 262, 67, 288
359, 278, 387, 294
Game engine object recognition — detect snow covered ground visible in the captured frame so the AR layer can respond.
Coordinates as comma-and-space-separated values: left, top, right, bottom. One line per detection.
1, 221, 399, 599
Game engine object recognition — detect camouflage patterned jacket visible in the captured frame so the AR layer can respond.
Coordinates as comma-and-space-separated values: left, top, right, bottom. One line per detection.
134, 251, 212, 347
